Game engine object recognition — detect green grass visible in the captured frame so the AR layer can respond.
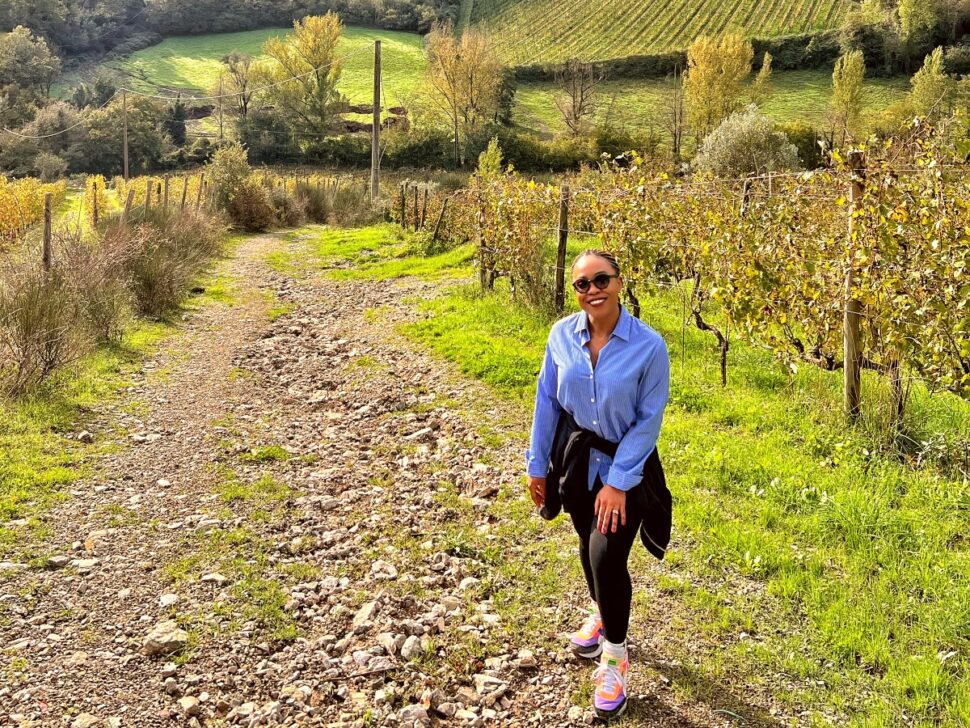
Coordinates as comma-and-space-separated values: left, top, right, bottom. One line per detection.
515, 70, 910, 137
292, 223, 970, 727
0, 322, 173, 561
472, 0, 851, 64
56, 26, 428, 107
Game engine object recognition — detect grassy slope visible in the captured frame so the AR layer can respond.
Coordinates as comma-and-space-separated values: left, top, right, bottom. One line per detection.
57, 26, 427, 107
515, 71, 910, 136
287, 223, 970, 727
472, 0, 851, 64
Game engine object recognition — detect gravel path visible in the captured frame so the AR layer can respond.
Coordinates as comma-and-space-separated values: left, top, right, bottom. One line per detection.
0, 231, 750, 728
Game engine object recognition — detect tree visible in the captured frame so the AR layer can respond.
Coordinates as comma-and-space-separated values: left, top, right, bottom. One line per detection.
831, 50, 866, 146
255, 14, 344, 138
163, 97, 188, 147
898, 0, 940, 64
221, 52, 256, 118
426, 23, 503, 166
909, 47, 954, 119
0, 26, 61, 97
694, 105, 800, 177
750, 52, 773, 105
75, 95, 167, 175
554, 58, 602, 136
683, 33, 753, 142
661, 66, 687, 164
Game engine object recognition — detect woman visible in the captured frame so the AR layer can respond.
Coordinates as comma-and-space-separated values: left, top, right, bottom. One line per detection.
526, 250, 671, 721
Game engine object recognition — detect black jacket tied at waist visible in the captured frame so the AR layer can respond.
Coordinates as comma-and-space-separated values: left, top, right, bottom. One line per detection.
540, 410, 672, 560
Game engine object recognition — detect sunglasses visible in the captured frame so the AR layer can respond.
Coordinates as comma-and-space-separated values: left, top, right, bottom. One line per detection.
572, 273, 620, 294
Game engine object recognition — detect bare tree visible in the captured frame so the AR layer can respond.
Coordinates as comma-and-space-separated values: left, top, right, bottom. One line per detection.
221, 52, 255, 118
555, 58, 602, 136
663, 65, 687, 164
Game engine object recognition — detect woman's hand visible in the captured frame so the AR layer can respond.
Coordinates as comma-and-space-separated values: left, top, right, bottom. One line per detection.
527, 476, 546, 507
594, 485, 627, 534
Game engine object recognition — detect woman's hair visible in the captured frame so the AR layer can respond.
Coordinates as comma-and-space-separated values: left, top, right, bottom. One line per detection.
571, 249, 621, 275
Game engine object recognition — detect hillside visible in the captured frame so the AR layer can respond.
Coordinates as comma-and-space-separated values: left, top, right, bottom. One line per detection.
469, 0, 851, 64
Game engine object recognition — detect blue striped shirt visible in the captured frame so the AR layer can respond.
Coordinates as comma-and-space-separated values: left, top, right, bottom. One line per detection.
526, 305, 670, 491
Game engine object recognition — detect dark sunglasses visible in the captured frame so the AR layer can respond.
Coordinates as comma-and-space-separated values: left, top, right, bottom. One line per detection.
572, 273, 620, 294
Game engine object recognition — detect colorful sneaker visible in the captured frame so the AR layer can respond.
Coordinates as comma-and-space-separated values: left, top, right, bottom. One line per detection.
569, 608, 604, 659
593, 650, 629, 720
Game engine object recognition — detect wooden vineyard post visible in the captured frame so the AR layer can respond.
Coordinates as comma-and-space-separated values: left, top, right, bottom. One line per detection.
740, 178, 753, 218
412, 185, 419, 230
145, 181, 152, 213
195, 173, 205, 210
180, 176, 189, 211
555, 185, 570, 315
91, 180, 99, 226
843, 151, 866, 422
121, 188, 135, 226
432, 197, 449, 243
399, 183, 406, 226
163, 176, 170, 209
42, 193, 52, 271
420, 188, 429, 230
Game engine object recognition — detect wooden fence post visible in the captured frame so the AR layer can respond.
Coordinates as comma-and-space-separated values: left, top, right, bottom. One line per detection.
555, 186, 570, 314
843, 151, 866, 422
195, 173, 205, 211
91, 180, 99, 226
180, 176, 189, 211
121, 188, 135, 226
42, 193, 52, 271
432, 197, 449, 243
399, 183, 406, 225
163, 175, 170, 209
412, 185, 419, 230
144, 181, 152, 213
420, 188, 429, 230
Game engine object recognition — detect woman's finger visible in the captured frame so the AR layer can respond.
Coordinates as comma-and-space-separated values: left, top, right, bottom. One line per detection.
611, 508, 619, 533
620, 505, 627, 527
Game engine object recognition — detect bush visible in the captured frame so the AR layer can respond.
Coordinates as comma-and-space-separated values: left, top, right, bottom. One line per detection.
497, 130, 597, 172
295, 180, 332, 223
114, 208, 227, 317
777, 121, 828, 169
226, 180, 276, 232
944, 44, 970, 75
34, 152, 69, 181
60, 234, 131, 344
594, 126, 662, 160
0, 252, 87, 395
206, 142, 252, 210
695, 105, 801, 177
384, 127, 454, 169
268, 185, 307, 228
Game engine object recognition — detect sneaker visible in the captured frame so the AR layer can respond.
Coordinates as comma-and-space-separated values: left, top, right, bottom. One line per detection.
569, 608, 603, 659
593, 650, 629, 720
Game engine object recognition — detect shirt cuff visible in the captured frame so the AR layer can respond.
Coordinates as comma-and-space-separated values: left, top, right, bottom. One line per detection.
525, 451, 549, 478
606, 466, 641, 491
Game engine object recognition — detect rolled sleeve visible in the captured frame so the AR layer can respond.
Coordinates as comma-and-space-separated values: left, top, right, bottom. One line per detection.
606, 340, 670, 491
525, 341, 561, 478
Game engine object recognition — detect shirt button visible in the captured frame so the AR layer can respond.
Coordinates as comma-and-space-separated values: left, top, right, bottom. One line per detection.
589, 374, 593, 379
590, 397, 595, 403
592, 420, 597, 425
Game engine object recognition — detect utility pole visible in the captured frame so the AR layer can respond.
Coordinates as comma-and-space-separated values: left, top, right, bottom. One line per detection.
123, 91, 130, 181
371, 40, 381, 203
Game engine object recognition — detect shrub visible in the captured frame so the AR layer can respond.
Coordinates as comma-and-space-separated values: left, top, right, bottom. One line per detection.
331, 181, 379, 227
206, 142, 252, 209
34, 152, 69, 181
60, 233, 131, 344
226, 181, 276, 232
777, 121, 828, 169
695, 105, 801, 177
594, 126, 662, 160
0, 252, 87, 395
295, 180, 331, 223
268, 185, 307, 228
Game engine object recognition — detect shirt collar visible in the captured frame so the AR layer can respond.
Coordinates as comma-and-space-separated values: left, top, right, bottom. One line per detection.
573, 304, 633, 342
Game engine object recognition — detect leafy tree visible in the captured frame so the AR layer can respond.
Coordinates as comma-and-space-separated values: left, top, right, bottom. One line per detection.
898, 0, 940, 63
221, 52, 256, 118
70, 72, 120, 110
831, 50, 867, 146
694, 104, 800, 177
163, 97, 188, 146
0, 26, 61, 97
909, 47, 954, 119
683, 33, 753, 142
426, 23, 503, 166
74, 95, 167, 175
255, 14, 344, 138
750, 52, 773, 105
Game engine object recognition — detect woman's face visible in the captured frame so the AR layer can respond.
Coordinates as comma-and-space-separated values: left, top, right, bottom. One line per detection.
572, 254, 622, 317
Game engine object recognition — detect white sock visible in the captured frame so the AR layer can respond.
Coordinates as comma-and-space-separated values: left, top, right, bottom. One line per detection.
603, 639, 626, 659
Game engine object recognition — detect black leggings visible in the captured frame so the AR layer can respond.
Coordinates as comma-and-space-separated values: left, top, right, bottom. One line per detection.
568, 478, 645, 644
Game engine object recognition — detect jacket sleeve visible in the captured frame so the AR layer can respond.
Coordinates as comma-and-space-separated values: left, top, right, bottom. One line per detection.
606, 339, 670, 491
525, 339, 562, 478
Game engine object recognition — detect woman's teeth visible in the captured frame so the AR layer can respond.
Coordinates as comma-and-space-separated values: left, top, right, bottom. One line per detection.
589, 298, 606, 306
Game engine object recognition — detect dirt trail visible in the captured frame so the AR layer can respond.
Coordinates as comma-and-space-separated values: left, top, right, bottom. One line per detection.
0, 230, 745, 727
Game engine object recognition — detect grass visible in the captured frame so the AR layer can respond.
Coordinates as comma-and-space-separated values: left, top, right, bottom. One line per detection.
293, 223, 970, 727
515, 70, 910, 137
472, 0, 851, 64
55, 25, 428, 107
0, 322, 173, 562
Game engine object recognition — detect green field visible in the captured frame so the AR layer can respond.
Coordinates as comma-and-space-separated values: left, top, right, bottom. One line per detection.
470, 0, 851, 64
59, 26, 428, 107
515, 70, 910, 135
